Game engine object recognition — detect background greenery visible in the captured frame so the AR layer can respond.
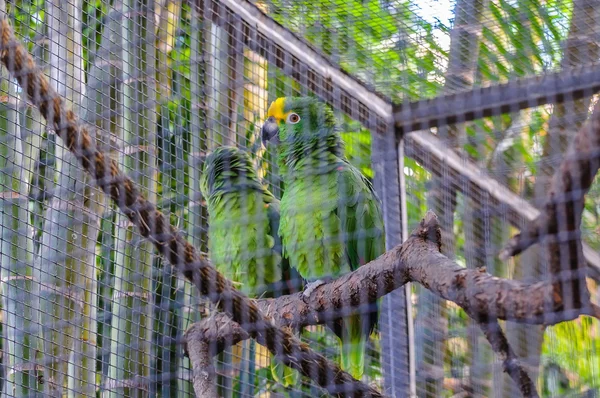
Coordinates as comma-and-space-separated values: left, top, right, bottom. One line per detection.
0, 0, 597, 396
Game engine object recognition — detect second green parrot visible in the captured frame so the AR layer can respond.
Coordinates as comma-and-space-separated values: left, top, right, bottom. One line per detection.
200, 145, 299, 389
261, 96, 386, 380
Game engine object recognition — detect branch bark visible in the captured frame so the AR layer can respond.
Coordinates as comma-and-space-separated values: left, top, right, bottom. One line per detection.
500, 100, 600, 260
184, 315, 529, 398
0, 17, 380, 398
477, 320, 538, 398
187, 212, 546, 397
500, 94, 600, 312
250, 212, 583, 329
184, 315, 249, 397
184, 329, 216, 398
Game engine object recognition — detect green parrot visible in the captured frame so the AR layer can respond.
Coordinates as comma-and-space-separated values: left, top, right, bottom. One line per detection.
261, 97, 385, 380
200, 145, 299, 390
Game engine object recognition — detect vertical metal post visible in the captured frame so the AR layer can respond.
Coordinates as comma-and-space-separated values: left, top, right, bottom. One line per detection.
398, 139, 417, 398
372, 122, 414, 397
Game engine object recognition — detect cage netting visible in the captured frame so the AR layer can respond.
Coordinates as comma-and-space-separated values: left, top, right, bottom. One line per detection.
0, 0, 598, 397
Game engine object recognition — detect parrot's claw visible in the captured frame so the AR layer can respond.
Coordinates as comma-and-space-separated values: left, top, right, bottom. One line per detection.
302, 279, 326, 302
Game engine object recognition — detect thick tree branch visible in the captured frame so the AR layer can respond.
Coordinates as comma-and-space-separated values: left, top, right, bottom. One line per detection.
252, 211, 584, 328
500, 99, 600, 261
185, 341, 216, 398
183, 320, 539, 397
184, 315, 249, 397
405, 125, 600, 280
0, 17, 380, 397
500, 94, 600, 314
187, 212, 543, 397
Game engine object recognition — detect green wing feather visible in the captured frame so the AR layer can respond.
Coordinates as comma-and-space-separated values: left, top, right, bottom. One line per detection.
264, 198, 303, 297
337, 160, 386, 271
279, 159, 384, 277
201, 146, 299, 387
201, 147, 282, 295
279, 169, 347, 280
267, 96, 386, 379
335, 161, 385, 379
204, 177, 281, 296
279, 158, 385, 379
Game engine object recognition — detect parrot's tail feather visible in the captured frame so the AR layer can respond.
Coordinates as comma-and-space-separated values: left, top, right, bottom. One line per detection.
340, 314, 367, 380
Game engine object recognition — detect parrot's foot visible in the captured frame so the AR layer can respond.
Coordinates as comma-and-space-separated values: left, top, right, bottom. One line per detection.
302, 279, 327, 302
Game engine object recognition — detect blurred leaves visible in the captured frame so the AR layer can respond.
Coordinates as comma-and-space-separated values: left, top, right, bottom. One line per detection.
2, 0, 599, 396
543, 317, 600, 394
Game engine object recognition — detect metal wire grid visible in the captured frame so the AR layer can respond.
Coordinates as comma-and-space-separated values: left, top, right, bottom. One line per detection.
1, 0, 394, 396
0, 0, 599, 397
202, 10, 393, 396
245, 0, 600, 396
250, 0, 598, 102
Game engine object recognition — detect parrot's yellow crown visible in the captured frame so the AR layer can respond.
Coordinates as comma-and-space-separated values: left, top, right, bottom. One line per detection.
266, 97, 288, 122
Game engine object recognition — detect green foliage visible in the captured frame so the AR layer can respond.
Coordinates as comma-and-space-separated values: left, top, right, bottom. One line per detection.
543, 317, 600, 394
339, 116, 374, 179
583, 174, 600, 250
266, 0, 445, 101
9, 0, 45, 52
2, 0, 600, 395
403, 157, 430, 228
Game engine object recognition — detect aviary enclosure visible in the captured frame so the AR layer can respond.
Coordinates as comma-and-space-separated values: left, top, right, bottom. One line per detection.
0, 0, 598, 397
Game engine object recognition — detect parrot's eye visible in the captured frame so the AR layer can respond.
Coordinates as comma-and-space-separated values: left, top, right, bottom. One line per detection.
287, 113, 300, 124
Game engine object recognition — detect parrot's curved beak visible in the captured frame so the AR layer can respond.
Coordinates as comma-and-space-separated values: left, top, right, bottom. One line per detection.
261, 117, 280, 146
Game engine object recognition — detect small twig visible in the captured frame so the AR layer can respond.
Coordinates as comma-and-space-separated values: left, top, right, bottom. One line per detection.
498, 102, 600, 259
184, 315, 249, 397
477, 320, 539, 398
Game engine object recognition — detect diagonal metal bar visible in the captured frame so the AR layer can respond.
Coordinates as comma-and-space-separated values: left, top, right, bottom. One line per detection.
212, 2, 600, 140
215, 0, 600, 143
405, 130, 600, 280
395, 65, 600, 135
215, 0, 600, 281
203, 0, 393, 132
215, 0, 391, 115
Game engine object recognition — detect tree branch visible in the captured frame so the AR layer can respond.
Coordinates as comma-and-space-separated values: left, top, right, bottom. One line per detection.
184, 314, 249, 397
187, 212, 545, 396
500, 94, 600, 315
183, 338, 216, 398
0, 17, 380, 398
405, 123, 600, 280
251, 211, 585, 328
477, 320, 538, 398
499, 99, 600, 262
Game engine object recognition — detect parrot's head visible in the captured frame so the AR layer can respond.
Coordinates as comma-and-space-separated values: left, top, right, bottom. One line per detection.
200, 146, 262, 201
261, 97, 342, 160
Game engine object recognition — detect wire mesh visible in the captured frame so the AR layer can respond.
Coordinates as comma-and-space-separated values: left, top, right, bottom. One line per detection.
0, 0, 597, 397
